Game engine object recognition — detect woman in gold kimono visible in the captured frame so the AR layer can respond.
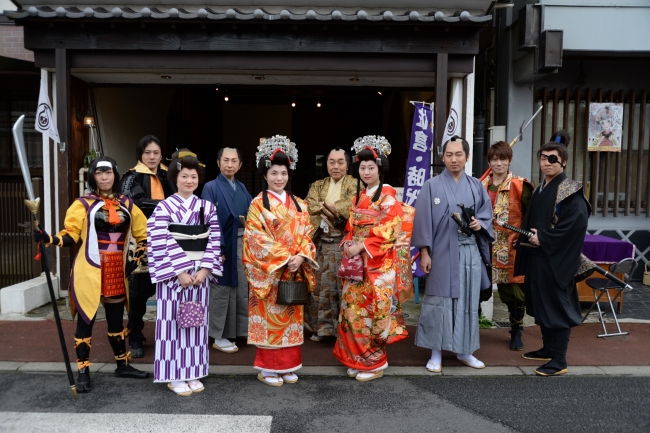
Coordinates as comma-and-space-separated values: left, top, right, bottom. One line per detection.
34, 156, 149, 393
243, 136, 318, 387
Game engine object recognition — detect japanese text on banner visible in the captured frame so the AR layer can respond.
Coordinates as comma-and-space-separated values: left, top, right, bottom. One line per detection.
404, 103, 433, 277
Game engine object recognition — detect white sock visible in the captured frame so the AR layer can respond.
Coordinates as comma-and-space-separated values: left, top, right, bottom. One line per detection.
171, 381, 187, 388
214, 338, 233, 347
457, 353, 476, 361
430, 349, 442, 364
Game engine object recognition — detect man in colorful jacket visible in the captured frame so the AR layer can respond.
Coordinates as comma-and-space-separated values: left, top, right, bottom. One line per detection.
481, 141, 533, 351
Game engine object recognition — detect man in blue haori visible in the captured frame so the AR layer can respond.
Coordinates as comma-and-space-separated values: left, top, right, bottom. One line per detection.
202, 147, 253, 354
412, 136, 494, 373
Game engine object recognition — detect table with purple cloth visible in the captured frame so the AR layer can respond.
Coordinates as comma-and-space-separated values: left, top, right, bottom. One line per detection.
582, 234, 635, 263
578, 234, 635, 312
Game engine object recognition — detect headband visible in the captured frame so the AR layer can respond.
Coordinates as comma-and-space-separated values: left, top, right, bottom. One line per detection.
96, 161, 114, 169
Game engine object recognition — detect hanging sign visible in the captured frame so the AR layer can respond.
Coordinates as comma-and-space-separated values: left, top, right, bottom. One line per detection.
404, 102, 433, 278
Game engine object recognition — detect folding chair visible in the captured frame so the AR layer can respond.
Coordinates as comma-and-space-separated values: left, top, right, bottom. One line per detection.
581, 258, 637, 338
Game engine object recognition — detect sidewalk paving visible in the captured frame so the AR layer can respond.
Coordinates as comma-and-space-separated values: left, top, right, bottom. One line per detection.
2, 320, 648, 374
3, 281, 648, 377
2, 361, 650, 376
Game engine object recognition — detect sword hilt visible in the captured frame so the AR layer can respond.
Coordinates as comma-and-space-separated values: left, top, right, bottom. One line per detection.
24, 198, 41, 230
497, 221, 534, 238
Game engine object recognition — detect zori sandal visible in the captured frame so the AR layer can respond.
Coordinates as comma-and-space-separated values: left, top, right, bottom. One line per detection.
167, 381, 192, 397
280, 373, 298, 384
187, 380, 204, 393
257, 372, 283, 387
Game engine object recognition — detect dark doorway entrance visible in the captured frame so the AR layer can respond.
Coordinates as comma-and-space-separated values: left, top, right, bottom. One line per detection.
160, 85, 433, 198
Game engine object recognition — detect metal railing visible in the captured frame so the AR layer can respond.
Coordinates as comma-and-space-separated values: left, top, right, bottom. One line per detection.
0, 178, 42, 288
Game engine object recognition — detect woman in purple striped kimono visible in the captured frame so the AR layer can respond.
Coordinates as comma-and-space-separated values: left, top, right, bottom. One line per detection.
147, 149, 222, 396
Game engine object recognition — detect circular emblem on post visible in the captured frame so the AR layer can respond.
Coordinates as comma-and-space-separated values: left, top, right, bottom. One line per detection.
36, 103, 52, 130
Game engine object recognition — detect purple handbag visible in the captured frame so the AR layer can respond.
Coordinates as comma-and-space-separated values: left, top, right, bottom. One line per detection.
177, 300, 206, 328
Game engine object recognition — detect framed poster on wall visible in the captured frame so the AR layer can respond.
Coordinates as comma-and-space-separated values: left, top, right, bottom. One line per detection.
588, 103, 623, 152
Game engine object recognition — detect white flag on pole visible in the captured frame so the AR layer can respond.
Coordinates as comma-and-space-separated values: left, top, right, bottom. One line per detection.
439, 81, 462, 155
35, 75, 60, 143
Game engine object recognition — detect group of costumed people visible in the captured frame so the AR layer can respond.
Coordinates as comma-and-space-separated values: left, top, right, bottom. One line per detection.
33, 125, 588, 396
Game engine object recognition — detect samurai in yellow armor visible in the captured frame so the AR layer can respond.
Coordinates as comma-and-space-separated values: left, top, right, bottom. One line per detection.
33, 156, 149, 393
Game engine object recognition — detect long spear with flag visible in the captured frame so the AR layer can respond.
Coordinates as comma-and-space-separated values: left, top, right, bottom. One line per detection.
478, 105, 544, 181
13, 114, 78, 398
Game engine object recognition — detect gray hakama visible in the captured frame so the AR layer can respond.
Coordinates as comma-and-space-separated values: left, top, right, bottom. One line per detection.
415, 234, 481, 354
209, 234, 249, 339
412, 169, 494, 355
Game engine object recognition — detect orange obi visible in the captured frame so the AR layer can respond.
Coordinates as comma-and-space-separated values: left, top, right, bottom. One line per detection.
100, 251, 126, 297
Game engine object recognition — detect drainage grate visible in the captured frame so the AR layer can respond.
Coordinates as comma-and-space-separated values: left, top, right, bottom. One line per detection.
494, 321, 511, 328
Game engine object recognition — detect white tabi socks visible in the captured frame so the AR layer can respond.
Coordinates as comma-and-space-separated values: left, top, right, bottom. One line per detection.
426, 350, 442, 373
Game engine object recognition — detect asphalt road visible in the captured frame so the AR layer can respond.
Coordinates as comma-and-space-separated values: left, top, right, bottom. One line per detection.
0, 373, 648, 433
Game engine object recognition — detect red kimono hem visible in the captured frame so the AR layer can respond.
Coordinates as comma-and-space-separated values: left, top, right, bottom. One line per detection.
254, 346, 302, 373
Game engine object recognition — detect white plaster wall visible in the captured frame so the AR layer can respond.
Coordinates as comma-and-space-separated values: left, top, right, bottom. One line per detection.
543, 5, 650, 52
94, 88, 175, 176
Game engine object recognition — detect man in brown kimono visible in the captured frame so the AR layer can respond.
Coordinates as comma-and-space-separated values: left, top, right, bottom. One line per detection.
305, 148, 357, 341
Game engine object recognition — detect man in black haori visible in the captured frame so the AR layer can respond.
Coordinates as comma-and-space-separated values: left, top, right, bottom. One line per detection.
514, 131, 590, 376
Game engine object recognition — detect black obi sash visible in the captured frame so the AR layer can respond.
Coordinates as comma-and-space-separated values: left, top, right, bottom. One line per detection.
168, 206, 209, 253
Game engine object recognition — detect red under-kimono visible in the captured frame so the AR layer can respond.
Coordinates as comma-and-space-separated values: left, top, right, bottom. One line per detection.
243, 191, 318, 373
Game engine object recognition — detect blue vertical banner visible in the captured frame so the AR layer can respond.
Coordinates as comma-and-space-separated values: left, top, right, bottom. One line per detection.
404, 102, 433, 278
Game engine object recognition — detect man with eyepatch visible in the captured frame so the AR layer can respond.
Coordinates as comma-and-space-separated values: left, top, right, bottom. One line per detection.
412, 136, 494, 373
514, 131, 590, 376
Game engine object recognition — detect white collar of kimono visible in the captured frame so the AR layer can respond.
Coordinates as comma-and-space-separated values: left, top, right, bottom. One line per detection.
181, 194, 195, 206
267, 190, 287, 202
365, 184, 379, 195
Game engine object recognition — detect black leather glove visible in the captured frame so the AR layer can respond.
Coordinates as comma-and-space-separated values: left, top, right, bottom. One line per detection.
125, 261, 138, 278
33, 228, 51, 244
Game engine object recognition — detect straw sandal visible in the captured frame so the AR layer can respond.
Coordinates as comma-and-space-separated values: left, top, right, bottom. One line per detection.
355, 370, 384, 382
257, 373, 283, 387
187, 380, 204, 393
167, 382, 192, 397
425, 360, 442, 373
212, 341, 239, 354
347, 368, 360, 378
280, 373, 298, 384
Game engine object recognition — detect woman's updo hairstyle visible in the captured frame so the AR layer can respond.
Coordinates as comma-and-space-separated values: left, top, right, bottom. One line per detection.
351, 136, 392, 204
87, 156, 120, 195
256, 149, 293, 176
257, 149, 301, 212
167, 148, 206, 185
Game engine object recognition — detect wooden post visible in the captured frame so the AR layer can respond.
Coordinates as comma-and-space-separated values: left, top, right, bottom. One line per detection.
55, 48, 71, 293
434, 53, 448, 174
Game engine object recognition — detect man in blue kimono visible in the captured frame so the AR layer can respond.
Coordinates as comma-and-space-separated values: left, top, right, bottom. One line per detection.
412, 137, 494, 373
202, 147, 253, 353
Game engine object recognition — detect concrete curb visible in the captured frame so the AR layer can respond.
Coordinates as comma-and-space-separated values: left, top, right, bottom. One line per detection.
2, 361, 650, 377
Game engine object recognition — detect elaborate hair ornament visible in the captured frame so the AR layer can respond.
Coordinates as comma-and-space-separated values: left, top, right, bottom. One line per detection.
351, 135, 391, 165
175, 149, 206, 168
255, 135, 299, 170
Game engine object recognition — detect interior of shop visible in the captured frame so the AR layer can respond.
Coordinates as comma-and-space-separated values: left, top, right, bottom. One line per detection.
93, 85, 434, 198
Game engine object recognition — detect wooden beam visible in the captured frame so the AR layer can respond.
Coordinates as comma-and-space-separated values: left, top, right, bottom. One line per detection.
35, 50, 475, 73
25, 25, 480, 55
434, 52, 448, 172
55, 48, 71, 293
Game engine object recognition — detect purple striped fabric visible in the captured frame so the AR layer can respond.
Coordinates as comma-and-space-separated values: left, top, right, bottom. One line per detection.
147, 194, 223, 383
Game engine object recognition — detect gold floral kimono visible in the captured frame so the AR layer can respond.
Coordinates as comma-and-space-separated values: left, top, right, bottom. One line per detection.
333, 185, 409, 371
243, 192, 318, 356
